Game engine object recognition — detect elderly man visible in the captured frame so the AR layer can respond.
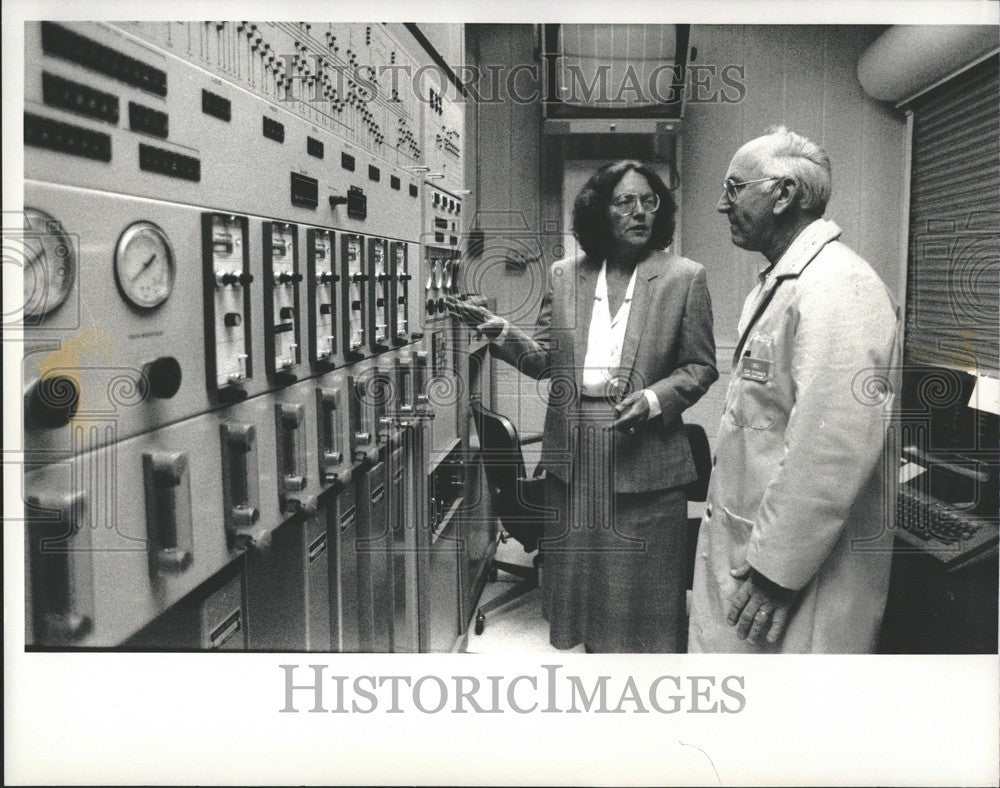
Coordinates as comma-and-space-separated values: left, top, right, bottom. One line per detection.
688, 126, 901, 653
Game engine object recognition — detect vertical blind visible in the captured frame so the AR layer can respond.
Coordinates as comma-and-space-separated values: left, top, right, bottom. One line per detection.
905, 54, 999, 375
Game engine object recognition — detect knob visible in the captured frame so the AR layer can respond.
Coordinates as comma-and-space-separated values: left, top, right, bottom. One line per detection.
231, 504, 259, 527
237, 271, 254, 286
329, 195, 348, 209
319, 303, 334, 315
284, 474, 307, 493
279, 306, 296, 320
141, 356, 182, 400
318, 271, 335, 285
219, 271, 238, 286
27, 375, 80, 429
224, 312, 242, 328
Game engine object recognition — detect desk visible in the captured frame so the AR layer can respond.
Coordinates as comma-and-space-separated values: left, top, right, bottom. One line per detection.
878, 538, 998, 654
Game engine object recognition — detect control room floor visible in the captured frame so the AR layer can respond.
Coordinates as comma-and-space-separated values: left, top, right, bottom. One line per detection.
458, 501, 706, 653
459, 538, 585, 654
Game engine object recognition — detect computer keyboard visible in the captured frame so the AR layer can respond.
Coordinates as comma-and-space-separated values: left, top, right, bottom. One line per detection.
895, 484, 999, 569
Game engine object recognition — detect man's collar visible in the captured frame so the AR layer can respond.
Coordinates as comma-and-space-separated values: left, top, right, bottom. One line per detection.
759, 218, 842, 282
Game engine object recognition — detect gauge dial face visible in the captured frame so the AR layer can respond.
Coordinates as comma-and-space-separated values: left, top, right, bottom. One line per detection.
114, 222, 175, 309
23, 208, 76, 320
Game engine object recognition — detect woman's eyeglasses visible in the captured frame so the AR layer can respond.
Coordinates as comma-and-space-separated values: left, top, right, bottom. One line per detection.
610, 193, 660, 216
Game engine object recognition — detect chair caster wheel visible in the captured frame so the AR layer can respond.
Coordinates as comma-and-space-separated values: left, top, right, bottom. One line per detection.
475, 610, 485, 635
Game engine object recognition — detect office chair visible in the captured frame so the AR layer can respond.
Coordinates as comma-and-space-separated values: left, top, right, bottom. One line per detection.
683, 422, 712, 590
470, 402, 552, 635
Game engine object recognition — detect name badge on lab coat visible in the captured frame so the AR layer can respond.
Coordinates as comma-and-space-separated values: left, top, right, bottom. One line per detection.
741, 356, 771, 382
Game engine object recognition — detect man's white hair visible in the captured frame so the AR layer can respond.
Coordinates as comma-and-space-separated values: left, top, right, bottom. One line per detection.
759, 125, 832, 216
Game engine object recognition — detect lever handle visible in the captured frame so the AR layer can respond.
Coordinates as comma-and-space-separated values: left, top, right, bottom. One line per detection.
143, 451, 193, 571
220, 422, 263, 546
275, 403, 310, 514
26, 490, 93, 643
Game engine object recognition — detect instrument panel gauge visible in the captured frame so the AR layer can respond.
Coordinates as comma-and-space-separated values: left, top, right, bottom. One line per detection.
115, 221, 175, 309
23, 208, 76, 320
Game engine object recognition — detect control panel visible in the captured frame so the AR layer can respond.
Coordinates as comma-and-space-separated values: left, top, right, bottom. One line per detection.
20, 20, 477, 652
422, 185, 463, 324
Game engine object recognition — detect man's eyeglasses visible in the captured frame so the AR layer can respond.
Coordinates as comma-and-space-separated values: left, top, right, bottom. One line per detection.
610, 193, 660, 216
722, 176, 781, 203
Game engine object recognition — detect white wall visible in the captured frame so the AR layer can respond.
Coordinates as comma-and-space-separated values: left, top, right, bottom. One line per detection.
466, 24, 908, 454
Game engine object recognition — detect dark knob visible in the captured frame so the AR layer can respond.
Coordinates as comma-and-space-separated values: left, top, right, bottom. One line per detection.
279, 306, 295, 320
220, 272, 238, 286
224, 312, 242, 328
27, 375, 80, 429
319, 303, 334, 315
142, 356, 182, 400
319, 272, 335, 285
237, 271, 254, 286
277, 271, 294, 285
329, 195, 348, 209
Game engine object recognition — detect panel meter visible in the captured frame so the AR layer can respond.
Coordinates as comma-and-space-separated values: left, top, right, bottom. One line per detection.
368, 237, 391, 352
306, 227, 338, 369
263, 221, 302, 385
202, 213, 252, 403
114, 221, 175, 309
23, 207, 76, 322
340, 233, 368, 361
389, 241, 409, 345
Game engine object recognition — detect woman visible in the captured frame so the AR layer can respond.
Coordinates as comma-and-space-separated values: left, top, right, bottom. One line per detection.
449, 160, 717, 652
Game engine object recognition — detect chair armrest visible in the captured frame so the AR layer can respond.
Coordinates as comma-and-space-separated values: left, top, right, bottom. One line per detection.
520, 432, 544, 446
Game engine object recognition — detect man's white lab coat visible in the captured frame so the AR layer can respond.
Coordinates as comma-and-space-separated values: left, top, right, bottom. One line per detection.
689, 219, 901, 653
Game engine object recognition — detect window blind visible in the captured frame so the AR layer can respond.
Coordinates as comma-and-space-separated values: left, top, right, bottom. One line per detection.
905, 55, 999, 375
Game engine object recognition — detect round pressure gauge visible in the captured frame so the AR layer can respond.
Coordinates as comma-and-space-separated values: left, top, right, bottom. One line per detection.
114, 222, 175, 309
23, 208, 76, 320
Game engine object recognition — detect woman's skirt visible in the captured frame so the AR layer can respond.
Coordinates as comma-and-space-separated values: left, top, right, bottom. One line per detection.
541, 397, 688, 653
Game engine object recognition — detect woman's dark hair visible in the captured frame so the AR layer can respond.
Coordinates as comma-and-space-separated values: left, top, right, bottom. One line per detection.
571, 160, 677, 260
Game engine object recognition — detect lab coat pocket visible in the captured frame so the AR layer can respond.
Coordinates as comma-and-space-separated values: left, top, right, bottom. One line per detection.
728, 333, 776, 430
714, 506, 755, 596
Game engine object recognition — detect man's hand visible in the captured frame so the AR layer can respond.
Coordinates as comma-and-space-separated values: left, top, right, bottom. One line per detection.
727, 562, 796, 645
445, 296, 505, 340
612, 391, 650, 435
